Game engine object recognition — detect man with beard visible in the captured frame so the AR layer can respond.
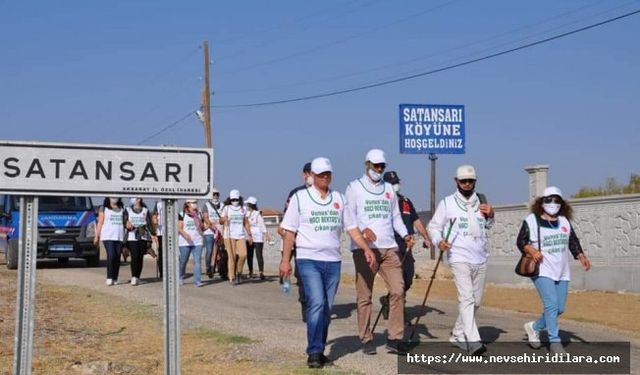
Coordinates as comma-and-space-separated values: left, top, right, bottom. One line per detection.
427, 165, 494, 355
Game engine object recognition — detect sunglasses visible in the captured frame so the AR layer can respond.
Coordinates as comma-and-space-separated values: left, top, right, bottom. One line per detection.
230, 198, 239, 202
458, 179, 476, 185
543, 196, 562, 204
371, 162, 386, 170
315, 172, 332, 179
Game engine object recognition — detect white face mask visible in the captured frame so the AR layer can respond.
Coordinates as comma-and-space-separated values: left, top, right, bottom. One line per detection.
367, 169, 382, 182
231, 201, 240, 207
543, 203, 561, 216
305, 176, 314, 187
392, 184, 400, 193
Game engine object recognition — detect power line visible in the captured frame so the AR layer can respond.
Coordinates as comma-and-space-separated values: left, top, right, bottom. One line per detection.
213, 9, 640, 109
137, 110, 196, 145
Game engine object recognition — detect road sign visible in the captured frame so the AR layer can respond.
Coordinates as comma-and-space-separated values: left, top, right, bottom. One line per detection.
0, 141, 212, 198
399, 104, 465, 154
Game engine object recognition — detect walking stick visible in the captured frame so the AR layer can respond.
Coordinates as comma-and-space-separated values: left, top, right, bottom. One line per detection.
408, 218, 457, 341
370, 247, 411, 334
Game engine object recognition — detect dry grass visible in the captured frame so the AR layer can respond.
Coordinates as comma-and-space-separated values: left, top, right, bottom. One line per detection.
0, 269, 322, 375
341, 274, 640, 336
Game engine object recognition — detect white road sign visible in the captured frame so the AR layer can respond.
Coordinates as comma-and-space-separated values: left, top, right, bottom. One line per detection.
0, 141, 213, 198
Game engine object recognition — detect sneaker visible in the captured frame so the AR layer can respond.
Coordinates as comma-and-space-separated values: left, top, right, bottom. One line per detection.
386, 339, 408, 355
260, 273, 265, 280
379, 295, 389, 320
131, 277, 138, 286
468, 342, 487, 356
194, 282, 203, 288
319, 354, 333, 366
106, 278, 114, 286
524, 321, 541, 349
549, 342, 566, 355
362, 340, 376, 355
306, 353, 322, 369
207, 269, 214, 279
179, 278, 185, 286
113, 280, 118, 285
449, 335, 467, 351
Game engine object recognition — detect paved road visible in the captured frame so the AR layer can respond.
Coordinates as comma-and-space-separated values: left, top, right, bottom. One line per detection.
26, 257, 640, 374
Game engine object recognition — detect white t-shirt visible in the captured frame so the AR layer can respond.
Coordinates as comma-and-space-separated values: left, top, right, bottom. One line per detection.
524, 214, 571, 281
100, 206, 124, 241
246, 210, 267, 243
281, 186, 357, 262
178, 211, 204, 247
221, 205, 247, 239
203, 201, 222, 236
154, 201, 164, 236
126, 206, 149, 242
345, 176, 408, 250
427, 192, 493, 265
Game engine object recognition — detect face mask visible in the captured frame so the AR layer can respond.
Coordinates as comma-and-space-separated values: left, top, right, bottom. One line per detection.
457, 186, 474, 198
392, 184, 401, 193
543, 203, 561, 216
367, 169, 382, 182
305, 176, 314, 187
231, 201, 239, 207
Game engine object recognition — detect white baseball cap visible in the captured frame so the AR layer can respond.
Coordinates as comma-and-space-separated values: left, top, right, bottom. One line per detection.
186, 199, 198, 203
211, 187, 219, 194
246, 196, 257, 205
229, 189, 240, 199
456, 165, 477, 180
543, 186, 563, 198
365, 148, 386, 164
311, 157, 333, 174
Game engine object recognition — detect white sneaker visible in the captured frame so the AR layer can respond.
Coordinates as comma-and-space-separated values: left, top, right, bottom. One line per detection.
524, 321, 541, 349
131, 277, 138, 286
113, 280, 118, 285
106, 278, 114, 286
449, 335, 468, 351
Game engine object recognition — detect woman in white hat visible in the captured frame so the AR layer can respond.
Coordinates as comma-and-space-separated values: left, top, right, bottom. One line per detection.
219, 189, 253, 285
245, 196, 271, 280
517, 186, 591, 354
178, 199, 205, 287
280, 157, 376, 368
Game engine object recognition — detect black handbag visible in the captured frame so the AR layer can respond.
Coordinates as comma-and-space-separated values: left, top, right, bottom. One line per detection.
515, 215, 542, 277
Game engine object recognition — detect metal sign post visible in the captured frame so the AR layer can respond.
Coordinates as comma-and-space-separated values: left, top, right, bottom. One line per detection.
13, 196, 38, 375
162, 199, 180, 375
429, 153, 437, 260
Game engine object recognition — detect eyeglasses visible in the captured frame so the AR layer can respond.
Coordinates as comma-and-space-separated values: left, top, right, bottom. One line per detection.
371, 163, 386, 171
458, 179, 476, 185
543, 196, 562, 204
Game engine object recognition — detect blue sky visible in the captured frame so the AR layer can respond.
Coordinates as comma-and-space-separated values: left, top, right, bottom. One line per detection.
1, 0, 639, 210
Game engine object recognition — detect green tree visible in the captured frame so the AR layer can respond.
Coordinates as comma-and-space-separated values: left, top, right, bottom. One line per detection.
573, 174, 640, 198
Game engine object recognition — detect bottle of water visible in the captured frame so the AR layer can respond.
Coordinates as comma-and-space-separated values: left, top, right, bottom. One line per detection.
282, 277, 291, 295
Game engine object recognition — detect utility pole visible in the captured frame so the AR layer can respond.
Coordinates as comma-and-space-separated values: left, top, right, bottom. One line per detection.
201, 40, 212, 148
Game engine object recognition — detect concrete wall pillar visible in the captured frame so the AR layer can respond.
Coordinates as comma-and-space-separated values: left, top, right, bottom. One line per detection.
524, 165, 549, 203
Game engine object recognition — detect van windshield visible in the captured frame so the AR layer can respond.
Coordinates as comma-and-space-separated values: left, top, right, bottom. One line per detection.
11, 196, 92, 211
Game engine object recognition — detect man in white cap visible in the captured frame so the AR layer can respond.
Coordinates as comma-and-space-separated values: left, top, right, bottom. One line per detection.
203, 187, 223, 279
427, 165, 494, 355
281, 157, 376, 368
345, 148, 414, 355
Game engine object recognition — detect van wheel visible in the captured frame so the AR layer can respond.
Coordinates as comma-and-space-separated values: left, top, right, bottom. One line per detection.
57, 257, 69, 264
6, 240, 18, 270
86, 254, 99, 267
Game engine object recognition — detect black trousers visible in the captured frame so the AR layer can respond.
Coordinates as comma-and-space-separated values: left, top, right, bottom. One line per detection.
156, 236, 163, 278
254, 242, 264, 273
104, 240, 122, 280
246, 241, 255, 274
128, 240, 147, 278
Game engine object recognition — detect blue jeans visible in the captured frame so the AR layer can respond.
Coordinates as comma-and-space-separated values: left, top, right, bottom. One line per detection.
179, 245, 203, 285
532, 276, 569, 342
203, 235, 216, 273
297, 259, 341, 355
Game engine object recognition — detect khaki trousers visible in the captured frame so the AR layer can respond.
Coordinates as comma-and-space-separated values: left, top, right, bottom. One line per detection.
224, 238, 247, 279
353, 248, 405, 342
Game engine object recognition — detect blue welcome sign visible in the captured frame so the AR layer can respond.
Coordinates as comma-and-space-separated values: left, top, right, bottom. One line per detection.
399, 104, 465, 154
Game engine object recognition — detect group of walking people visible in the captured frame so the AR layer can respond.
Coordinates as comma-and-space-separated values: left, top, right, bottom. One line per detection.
278, 149, 591, 369
93, 189, 272, 288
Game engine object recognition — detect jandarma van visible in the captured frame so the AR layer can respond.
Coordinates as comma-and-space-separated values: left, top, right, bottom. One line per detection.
2, 157, 195, 182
